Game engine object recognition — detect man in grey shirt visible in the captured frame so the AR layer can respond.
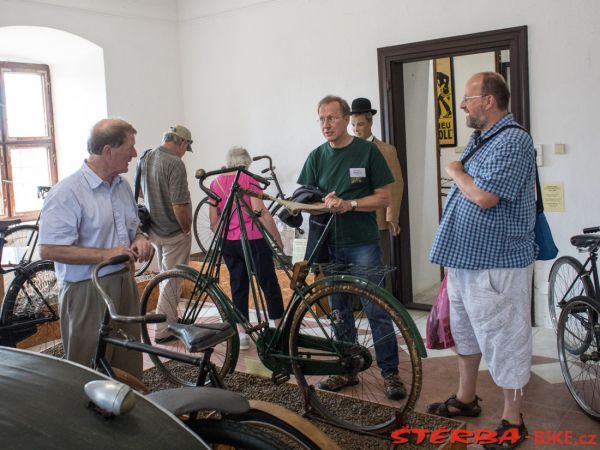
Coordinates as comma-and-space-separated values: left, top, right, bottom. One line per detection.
140, 125, 193, 342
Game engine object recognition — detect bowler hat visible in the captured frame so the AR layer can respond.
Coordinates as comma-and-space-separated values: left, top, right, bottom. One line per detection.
350, 98, 377, 115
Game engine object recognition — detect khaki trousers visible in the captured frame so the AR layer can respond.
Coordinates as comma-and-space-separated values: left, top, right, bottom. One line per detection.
59, 269, 142, 379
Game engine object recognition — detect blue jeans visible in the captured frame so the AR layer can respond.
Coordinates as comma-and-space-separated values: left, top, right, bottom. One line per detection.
327, 243, 399, 377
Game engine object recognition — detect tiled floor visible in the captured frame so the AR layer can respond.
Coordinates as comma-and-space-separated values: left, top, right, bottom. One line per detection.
229, 310, 599, 449
408, 310, 599, 449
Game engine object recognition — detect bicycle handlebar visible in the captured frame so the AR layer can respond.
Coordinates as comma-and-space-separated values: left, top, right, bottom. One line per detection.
252, 155, 276, 174
583, 226, 600, 234
92, 255, 166, 324
195, 166, 270, 205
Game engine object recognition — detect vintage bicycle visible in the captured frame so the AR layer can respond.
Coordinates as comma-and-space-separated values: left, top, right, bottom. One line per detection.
139, 165, 426, 433
91, 255, 339, 449
548, 226, 600, 420
0, 187, 60, 350
192, 155, 300, 256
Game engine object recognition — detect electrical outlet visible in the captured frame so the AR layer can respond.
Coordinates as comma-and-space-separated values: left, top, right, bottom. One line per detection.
554, 143, 566, 154
535, 144, 543, 166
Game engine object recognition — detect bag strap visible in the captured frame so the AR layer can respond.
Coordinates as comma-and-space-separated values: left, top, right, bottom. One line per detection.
461, 123, 527, 165
534, 160, 544, 214
461, 123, 542, 213
134, 149, 152, 202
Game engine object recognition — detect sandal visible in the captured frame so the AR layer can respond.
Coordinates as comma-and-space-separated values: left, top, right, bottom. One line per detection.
483, 414, 528, 449
427, 394, 482, 418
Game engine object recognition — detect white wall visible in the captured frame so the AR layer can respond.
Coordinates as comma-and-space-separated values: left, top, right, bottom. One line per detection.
0, 25, 107, 179
404, 60, 439, 295
0, 0, 183, 180
176, 0, 600, 326
2, 0, 599, 326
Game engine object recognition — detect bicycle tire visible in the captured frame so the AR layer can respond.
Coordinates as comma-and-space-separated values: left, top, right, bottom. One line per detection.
140, 269, 238, 386
185, 419, 290, 450
557, 295, 600, 420
227, 399, 340, 450
2, 224, 40, 267
193, 197, 214, 256
548, 256, 594, 332
135, 246, 156, 277
288, 282, 422, 432
0, 260, 60, 351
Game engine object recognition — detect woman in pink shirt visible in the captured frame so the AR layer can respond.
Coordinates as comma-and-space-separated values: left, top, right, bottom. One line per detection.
209, 147, 284, 350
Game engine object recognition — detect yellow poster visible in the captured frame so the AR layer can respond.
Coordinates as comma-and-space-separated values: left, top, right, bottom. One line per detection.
542, 183, 565, 212
435, 57, 456, 147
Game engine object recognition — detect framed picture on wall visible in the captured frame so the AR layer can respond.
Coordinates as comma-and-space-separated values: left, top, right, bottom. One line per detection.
434, 57, 457, 147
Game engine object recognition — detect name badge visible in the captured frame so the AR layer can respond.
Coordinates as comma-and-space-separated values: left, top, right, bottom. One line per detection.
349, 168, 366, 177
349, 167, 366, 184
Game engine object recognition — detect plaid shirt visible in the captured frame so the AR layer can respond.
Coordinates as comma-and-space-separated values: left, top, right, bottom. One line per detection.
429, 114, 536, 269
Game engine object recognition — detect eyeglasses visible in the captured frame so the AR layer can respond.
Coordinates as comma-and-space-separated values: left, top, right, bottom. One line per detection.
462, 94, 489, 102
317, 115, 344, 125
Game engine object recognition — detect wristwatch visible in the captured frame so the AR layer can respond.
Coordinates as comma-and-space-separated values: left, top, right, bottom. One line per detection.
350, 200, 358, 212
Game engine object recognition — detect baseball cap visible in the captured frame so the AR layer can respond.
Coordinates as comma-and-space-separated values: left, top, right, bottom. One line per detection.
169, 125, 193, 152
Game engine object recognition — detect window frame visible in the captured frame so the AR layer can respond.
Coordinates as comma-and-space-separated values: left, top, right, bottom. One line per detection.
0, 61, 58, 221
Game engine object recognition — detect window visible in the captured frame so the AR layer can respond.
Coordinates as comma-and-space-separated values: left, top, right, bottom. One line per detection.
0, 62, 57, 220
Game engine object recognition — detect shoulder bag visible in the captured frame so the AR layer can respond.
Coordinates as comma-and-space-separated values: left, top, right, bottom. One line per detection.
134, 149, 152, 233
462, 123, 558, 260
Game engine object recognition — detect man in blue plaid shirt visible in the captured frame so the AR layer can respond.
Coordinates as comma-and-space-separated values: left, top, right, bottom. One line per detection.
428, 72, 536, 450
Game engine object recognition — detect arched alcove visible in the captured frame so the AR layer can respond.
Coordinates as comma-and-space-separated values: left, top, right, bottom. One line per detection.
0, 26, 107, 179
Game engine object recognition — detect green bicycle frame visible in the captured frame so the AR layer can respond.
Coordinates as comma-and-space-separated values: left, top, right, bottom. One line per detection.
182, 167, 426, 377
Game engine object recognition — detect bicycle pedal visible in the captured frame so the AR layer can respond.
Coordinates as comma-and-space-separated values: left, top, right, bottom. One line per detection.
271, 372, 290, 385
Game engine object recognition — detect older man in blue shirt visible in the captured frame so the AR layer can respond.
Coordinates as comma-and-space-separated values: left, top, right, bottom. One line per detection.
428, 72, 536, 450
40, 118, 152, 379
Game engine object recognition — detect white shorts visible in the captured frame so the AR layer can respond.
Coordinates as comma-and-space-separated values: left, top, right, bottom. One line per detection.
447, 265, 534, 390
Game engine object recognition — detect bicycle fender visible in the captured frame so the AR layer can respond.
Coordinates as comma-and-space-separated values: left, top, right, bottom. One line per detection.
299, 274, 428, 358
147, 387, 250, 416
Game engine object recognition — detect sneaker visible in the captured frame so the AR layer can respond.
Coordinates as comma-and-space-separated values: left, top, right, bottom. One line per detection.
316, 374, 359, 392
383, 373, 407, 400
239, 333, 250, 350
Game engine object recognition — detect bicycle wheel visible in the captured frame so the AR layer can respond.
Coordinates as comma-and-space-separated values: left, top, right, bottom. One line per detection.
0, 260, 60, 351
186, 419, 290, 450
548, 256, 594, 332
227, 399, 339, 450
135, 246, 155, 277
193, 197, 214, 255
288, 283, 422, 432
140, 269, 238, 385
557, 295, 600, 420
2, 224, 39, 267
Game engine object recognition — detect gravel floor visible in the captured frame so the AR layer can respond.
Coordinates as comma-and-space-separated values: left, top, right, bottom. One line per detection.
142, 364, 459, 450
44, 344, 459, 449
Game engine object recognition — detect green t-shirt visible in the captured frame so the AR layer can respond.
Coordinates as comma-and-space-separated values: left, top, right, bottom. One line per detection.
297, 138, 394, 247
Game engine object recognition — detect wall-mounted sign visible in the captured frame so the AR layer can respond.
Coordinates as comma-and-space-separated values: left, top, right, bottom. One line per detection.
435, 57, 457, 147
542, 183, 565, 212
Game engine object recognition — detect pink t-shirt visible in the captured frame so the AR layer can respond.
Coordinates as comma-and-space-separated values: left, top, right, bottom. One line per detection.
210, 172, 263, 240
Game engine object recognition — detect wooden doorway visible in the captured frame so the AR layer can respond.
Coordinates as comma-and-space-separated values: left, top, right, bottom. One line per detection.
377, 27, 530, 309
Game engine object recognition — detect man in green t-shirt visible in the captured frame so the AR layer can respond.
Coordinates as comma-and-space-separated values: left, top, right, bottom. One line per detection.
297, 95, 405, 400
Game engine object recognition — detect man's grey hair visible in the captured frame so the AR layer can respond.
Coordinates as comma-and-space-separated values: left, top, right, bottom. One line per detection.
226, 146, 252, 168
317, 95, 351, 116
87, 118, 137, 155
162, 132, 184, 145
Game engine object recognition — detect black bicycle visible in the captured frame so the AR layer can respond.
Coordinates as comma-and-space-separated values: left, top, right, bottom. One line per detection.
91, 255, 339, 450
192, 155, 296, 255
0, 218, 59, 350
548, 226, 600, 420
